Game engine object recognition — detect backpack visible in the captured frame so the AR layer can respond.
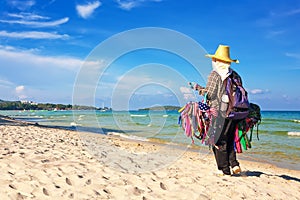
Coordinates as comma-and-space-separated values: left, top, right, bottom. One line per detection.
247, 103, 261, 141
234, 102, 261, 153
225, 71, 250, 120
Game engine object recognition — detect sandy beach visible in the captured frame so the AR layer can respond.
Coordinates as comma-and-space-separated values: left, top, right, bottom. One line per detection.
0, 118, 299, 200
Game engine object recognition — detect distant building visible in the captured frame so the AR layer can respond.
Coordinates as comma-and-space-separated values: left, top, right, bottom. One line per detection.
20, 100, 38, 105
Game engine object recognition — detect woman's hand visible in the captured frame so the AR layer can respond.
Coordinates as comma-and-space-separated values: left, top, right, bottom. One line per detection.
188, 82, 204, 91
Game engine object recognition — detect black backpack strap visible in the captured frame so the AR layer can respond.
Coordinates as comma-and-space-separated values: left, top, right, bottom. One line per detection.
249, 123, 253, 142
256, 120, 261, 140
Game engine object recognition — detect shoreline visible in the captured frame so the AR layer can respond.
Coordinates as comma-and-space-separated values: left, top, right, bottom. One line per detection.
1, 114, 299, 171
0, 116, 300, 199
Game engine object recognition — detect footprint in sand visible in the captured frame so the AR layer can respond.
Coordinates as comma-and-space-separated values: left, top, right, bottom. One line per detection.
43, 188, 49, 196
160, 182, 167, 190
68, 193, 74, 198
9, 184, 16, 189
133, 186, 144, 195
103, 188, 110, 194
86, 179, 91, 185
66, 177, 72, 186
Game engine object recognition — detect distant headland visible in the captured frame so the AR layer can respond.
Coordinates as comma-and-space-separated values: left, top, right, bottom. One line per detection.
0, 99, 180, 111
0, 99, 111, 111
138, 105, 180, 111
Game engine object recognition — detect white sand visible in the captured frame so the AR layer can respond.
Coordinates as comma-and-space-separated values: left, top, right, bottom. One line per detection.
0, 124, 299, 200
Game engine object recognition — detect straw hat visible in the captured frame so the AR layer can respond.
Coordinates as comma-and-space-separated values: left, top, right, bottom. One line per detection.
205, 45, 239, 63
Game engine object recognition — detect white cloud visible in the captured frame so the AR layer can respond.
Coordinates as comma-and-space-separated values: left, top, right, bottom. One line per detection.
179, 86, 195, 100
8, 0, 35, 11
256, 7, 300, 35
271, 8, 300, 17
284, 8, 300, 16
183, 93, 194, 100
15, 85, 25, 93
115, 0, 162, 10
179, 86, 191, 93
0, 78, 14, 88
249, 89, 269, 95
286, 52, 300, 60
0, 46, 82, 71
116, 0, 137, 10
266, 30, 286, 39
15, 85, 27, 100
17, 95, 28, 100
0, 17, 69, 27
8, 12, 49, 20
0, 45, 16, 51
0, 30, 69, 39
0, 44, 106, 74
0, 46, 104, 102
76, 1, 101, 19
114, 74, 153, 95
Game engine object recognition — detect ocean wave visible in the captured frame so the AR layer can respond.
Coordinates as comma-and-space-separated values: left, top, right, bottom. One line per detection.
287, 132, 300, 136
263, 118, 300, 124
130, 114, 147, 117
70, 122, 81, 126
107, 132, 149, 142
77, 115, 85, 121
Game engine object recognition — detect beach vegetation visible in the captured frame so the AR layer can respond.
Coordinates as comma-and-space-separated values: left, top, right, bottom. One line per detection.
0, 99, 98, 111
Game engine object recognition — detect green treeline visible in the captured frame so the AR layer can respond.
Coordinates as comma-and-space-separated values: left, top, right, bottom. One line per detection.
0, 100, 96, 110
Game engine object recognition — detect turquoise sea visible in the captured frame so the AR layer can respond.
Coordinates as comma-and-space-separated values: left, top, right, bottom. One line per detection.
1, 110, 299, 170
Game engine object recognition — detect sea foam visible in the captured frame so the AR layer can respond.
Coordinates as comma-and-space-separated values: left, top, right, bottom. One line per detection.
130, 114, 147, 117
287, 132, 300, 136
70, 122, 81, 126
107, 132, 148, 142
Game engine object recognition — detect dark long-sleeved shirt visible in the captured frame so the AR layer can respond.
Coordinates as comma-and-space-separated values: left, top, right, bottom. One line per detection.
199, 71, 226, 110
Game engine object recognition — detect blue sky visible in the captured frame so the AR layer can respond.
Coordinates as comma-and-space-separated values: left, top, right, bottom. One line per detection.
0, 0, 300, 110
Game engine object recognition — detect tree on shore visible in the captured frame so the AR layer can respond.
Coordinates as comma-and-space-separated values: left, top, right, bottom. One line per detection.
0, 100, 94, 110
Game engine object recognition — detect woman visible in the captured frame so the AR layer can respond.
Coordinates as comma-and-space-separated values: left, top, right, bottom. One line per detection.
197, 44, 242, 176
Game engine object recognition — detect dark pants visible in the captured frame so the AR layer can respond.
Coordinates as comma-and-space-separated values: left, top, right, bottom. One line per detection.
212, 119, 239, 175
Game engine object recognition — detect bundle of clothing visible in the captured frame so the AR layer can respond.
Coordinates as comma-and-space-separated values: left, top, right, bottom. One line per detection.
178, 101, 261, 153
